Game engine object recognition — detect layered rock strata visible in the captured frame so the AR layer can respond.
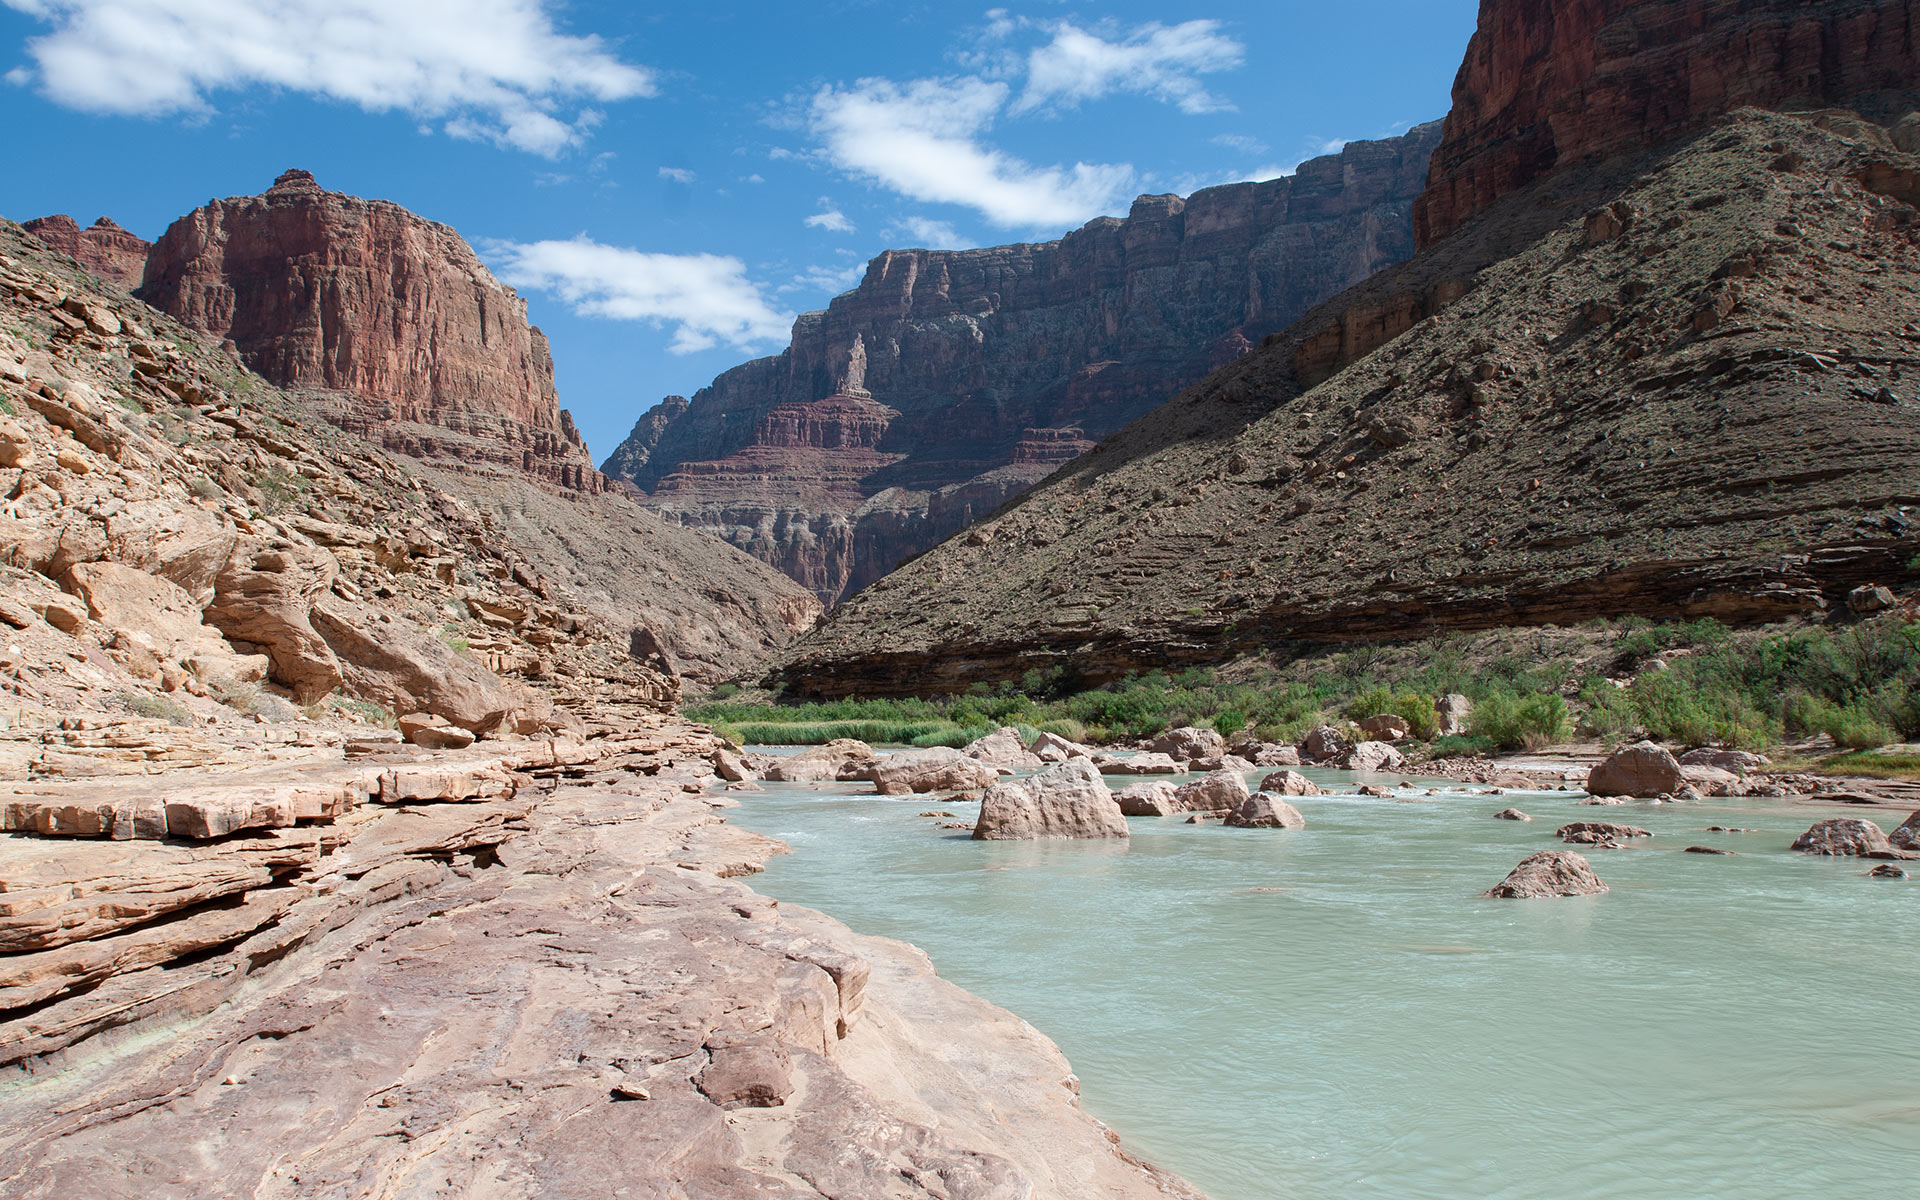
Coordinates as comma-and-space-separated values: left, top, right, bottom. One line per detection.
137, 169, 609, 495
1415, 0, 1920, 247
0, 718, 1196, 1200
771, 104, 1920, 696
21, 215, 150, 289
613, 126, 1443, 603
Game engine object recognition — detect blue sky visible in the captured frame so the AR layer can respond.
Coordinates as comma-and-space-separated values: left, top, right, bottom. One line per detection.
0, 1, 1480, 461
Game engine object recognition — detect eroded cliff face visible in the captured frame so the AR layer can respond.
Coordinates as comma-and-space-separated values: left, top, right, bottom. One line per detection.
138, 170, 608, 495
613, 125, 1443, 604
21, 215, 151, 290
1414, 0, 1920, 246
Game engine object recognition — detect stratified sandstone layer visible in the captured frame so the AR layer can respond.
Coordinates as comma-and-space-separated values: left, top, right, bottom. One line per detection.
138, 169, 608, 495
1414, 0, 1920, 246
611, 126, 1442, 603
0, 719, 1198, 1200
20, 216, 151, 290
771, 106, 1920, 697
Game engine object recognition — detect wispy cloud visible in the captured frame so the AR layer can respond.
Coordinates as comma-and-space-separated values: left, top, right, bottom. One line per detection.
888, 217, 965, 249
784, 261, 866, 295
485, 236, 792, 353
658, 166, 694, 183
2, 0, 652, 156
1013, 19, 1244, 115
804, 200, 854, 233
809, 75, 1132, 229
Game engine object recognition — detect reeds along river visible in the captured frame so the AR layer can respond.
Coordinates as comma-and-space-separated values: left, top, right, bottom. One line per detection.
733, 756, 1920, 1200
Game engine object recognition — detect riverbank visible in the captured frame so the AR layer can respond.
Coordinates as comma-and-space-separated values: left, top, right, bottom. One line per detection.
0, 718, 1198, 1199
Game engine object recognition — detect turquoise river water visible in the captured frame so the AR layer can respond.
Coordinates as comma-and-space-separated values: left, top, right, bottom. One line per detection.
731, 758, 1920, 1200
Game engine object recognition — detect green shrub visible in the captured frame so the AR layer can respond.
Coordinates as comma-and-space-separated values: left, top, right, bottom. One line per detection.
1211, 709, 1247, 738
1470, 691, 1572, 751
1429, 733, 1496, 758
1348, 686, 1441, 740
1784, 695, 1895, 750
119, 692, 193, 726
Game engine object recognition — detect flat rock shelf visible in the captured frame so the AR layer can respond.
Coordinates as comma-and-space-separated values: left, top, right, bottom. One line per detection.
733, 756, 1920, 1200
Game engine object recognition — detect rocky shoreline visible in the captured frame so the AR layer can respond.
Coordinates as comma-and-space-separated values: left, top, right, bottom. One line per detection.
0, 718, 1201, 1199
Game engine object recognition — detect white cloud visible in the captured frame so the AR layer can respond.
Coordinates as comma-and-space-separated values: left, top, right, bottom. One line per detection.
785, 262, 866, 295
1013, 20, 1243, 115
889, 217, 964, 249
805, 201, 854, 233
486, 237, 792, 354
1212, 132, 1268, 155
2, 0, 653, 156
658, 166, 694, 183
809, 75, 1132, 229
744, 173, 765, 184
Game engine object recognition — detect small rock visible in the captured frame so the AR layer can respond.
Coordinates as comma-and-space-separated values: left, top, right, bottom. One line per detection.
1493, 808, 1531, 821
1869, 864, 1907, 879
1683, 846, 1734, 855
1558, 821, 1652, 845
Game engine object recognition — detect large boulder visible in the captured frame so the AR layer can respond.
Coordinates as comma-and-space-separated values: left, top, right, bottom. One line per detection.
1791, 818, 1913, 859
204, 542, 343, 704
1299, 725, 1347, 762
1485, 851, 1608, 899
310, 599, 522, 734
870, 747, 1001, 795
62, 561, 266, 691
1113, 781, 1179, 817
1241, 742, 1302, 767
1096, 752, 1182, 775
972, 759, 1128, 840
962, 726, 1040, 769
1435, 694, 1473, 736
1028, 731, 1094, 762
1258, 769, 1325, 797
1172, 769, 1251, 812
1224, 792, 1306, 829
1890, 810, 1920, 852
1148, 726, 1225, 762
1339, 741, 1406, 773
760, 739, 875, 782
1586, 741, 1684, 797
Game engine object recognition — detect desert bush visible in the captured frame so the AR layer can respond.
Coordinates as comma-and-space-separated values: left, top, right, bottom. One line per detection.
1470, 691, 1572, 751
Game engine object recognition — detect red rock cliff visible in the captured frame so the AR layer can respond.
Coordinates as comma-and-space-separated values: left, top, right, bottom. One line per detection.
21, 215, 151, 289
1415, 0, 1920, 247
614, 125, 1443, 603
138, 170, 605, 494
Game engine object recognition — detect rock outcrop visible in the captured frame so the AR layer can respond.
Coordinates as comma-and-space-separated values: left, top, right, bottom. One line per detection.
973, 758, 1129, 840
1486, 850, 1609, 898
771, 100, 1920, 697
1414, 0, 1920, 247
612, 127, 1443, 603
22, 216, 150, 289
138, 170, 607, 495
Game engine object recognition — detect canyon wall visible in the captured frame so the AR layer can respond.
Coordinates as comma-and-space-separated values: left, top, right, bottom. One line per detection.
1414, 0, 1920, 246
610, 124, 1443, 604
137, 169, 608, 495
22, 215, 150, 289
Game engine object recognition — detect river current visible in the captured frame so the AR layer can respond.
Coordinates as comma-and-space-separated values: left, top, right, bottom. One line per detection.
731, 758, 1920, 1200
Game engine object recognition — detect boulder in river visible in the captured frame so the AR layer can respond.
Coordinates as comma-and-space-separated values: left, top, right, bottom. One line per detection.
1113, 781, 1179, 817
1028, 731, 1095, 762
972, 759, 1129, 840
1225, 792, 1306, 829
1339, 740, 1406, 773
1173, 769, 1251, 813
1888, 810, 1920, 851
1096, 752, 1183, 775
762, 739, 876, 783
962, 726, 1040, 769
1586, 741, 1684, 797
871, 747, 1002, 795
1558, 821, 1652, 845
1485, 850, 1608, 899
1790, 818, 1913, 859
1258, 769, 1325, 796
1493, 808, 1532, 821
1869, 864, 1908, 879
1148, 726, 1226, 762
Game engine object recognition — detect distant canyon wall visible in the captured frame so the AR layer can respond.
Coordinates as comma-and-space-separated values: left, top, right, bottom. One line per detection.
606, 124, 1444, 604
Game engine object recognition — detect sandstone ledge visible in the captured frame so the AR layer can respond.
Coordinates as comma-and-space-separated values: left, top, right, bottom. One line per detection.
0, 719, 1198, 1200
